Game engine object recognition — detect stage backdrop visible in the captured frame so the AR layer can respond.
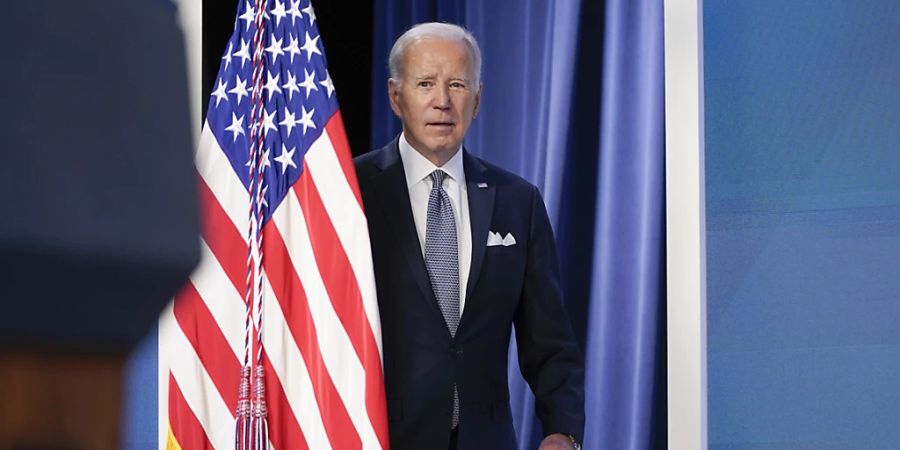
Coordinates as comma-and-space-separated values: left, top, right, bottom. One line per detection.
124, 0, 668, 448
704, 1, 900, 448
371, 0, 666, 449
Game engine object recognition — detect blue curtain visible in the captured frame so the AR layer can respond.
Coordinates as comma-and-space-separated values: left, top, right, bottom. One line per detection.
370, 0, 666, 448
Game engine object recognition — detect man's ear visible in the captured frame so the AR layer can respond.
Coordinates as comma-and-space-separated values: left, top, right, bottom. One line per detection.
387, 78, 402, 117
473, 82, 483, 118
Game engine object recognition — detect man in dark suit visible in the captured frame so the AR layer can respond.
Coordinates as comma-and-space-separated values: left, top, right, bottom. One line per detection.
354, 22, 584, 450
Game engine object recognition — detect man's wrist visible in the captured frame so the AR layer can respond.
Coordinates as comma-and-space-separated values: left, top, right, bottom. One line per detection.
567, 434, 581, 450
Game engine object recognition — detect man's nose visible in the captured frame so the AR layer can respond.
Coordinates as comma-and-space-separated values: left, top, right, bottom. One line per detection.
433, 86, 451, 109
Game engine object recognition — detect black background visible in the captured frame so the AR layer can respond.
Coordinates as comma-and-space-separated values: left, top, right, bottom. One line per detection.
202, 1, 375, 156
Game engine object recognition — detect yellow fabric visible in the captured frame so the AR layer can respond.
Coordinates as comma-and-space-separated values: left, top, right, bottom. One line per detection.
165, 425, 183, 450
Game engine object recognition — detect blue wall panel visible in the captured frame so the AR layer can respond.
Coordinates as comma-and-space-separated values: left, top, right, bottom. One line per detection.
704, 1, 900, 448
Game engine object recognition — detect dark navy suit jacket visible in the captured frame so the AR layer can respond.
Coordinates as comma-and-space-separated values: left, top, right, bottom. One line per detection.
354, 139, 584, 450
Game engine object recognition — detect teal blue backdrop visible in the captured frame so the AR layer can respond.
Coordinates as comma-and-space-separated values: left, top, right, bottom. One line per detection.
705, 1, 900, 448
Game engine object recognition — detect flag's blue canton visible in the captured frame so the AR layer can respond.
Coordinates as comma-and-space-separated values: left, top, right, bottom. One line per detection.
206, 0, 338, 223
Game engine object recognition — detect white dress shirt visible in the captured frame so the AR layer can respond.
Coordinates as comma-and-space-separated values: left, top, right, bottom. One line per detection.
398, 133, 473, 314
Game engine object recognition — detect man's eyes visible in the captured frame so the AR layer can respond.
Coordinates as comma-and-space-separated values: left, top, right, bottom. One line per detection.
415, 81, 467, 89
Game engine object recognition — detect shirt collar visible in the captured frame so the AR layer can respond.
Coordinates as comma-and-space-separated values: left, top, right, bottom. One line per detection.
398, 132, 465, 189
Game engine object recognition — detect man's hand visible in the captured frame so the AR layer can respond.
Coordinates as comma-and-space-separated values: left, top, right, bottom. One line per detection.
539, 433, 576, 450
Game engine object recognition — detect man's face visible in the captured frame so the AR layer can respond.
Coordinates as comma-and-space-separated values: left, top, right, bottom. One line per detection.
389, 38, 481, 163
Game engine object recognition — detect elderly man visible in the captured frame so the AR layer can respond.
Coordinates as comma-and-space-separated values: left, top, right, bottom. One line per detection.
354, 22, 584, 450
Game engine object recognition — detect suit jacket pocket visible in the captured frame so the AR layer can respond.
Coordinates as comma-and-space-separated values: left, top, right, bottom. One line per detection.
491, 400, 512, 424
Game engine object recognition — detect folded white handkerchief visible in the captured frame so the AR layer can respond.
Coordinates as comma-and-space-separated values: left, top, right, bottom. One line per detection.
487, 231, 516, 247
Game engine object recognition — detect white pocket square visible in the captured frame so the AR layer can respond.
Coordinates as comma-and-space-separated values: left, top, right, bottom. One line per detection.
487, 231, 516, 247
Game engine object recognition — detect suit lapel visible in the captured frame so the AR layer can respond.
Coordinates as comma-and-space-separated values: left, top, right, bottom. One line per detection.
370, 141, 443, 319
463, 152, 495, 304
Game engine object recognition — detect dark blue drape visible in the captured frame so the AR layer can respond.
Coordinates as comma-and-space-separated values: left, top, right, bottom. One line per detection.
370, 0, 666, 449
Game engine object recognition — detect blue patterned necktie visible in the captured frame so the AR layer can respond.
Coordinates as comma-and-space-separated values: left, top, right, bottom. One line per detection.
424, 169, 460, 428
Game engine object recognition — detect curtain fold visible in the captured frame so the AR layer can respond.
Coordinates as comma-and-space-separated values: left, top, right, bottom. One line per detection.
370, 1, 666, 448
585, 0, 667, 448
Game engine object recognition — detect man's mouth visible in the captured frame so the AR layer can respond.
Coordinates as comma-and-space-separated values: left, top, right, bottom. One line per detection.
427, 122, 455, 128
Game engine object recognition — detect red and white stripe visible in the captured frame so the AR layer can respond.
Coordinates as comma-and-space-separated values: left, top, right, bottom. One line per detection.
159, 111, 388, 449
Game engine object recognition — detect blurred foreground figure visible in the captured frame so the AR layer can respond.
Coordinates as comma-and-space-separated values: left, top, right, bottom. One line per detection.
0, 1, 198, 449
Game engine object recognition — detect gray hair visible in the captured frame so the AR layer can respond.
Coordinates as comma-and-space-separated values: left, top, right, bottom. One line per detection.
388, 22, 482, 86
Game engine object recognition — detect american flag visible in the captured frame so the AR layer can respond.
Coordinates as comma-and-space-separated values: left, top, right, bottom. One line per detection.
158, 1, 388, 448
